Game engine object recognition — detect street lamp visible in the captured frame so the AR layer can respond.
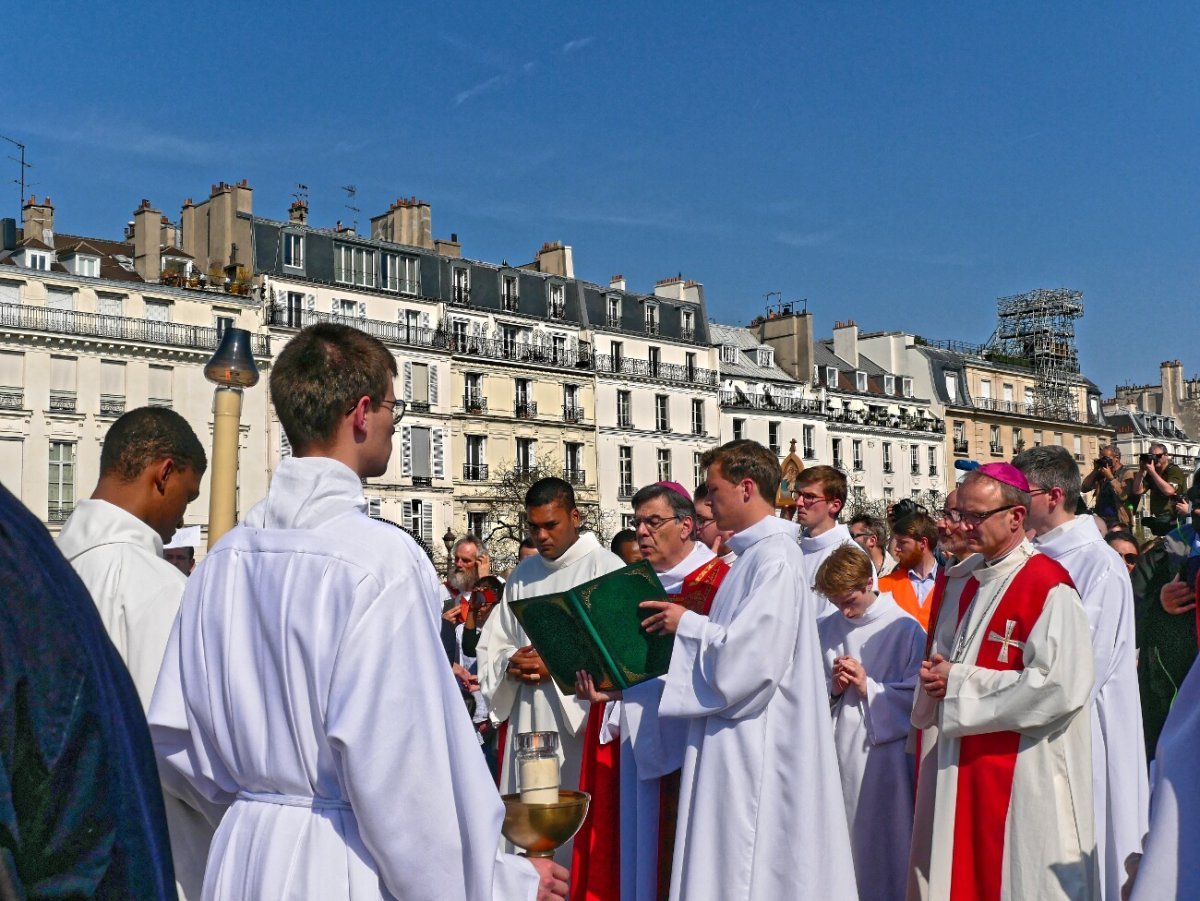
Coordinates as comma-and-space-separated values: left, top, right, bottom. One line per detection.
443, 527, 456, 557
204, 327, 260, 549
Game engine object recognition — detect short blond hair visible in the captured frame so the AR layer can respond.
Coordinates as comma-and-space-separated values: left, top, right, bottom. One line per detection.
814, 545, 874, 597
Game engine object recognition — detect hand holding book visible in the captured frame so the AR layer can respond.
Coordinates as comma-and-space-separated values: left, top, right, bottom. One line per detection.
640, 599, 687, 635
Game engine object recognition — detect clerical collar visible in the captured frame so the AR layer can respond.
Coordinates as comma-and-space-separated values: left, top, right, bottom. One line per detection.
655, 542, 716, 594
982, 541, 1025, 568
538, 532, 600, 572
728, 514, 795, 555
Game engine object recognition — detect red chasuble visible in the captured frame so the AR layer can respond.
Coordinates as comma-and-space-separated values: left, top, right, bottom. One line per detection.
947, 554, 1073, 901
570, 556, 729, 901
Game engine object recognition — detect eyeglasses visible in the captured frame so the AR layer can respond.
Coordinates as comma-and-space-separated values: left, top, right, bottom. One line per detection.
632, 515, 680, 531
379, 399, 407, 425
945, 505, 1019, 526
1152, 453, 1167, 460
1027, 488, 1051, 497
795, 492, 830, 505
695, 516, 716, 529
1120, 553, 1138, 566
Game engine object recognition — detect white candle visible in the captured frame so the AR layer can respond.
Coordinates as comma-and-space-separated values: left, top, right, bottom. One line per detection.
519, 755, 560, 804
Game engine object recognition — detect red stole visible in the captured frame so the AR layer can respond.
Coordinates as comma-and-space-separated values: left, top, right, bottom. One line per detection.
570, 556, 729, 901
948, 554, 1073, 901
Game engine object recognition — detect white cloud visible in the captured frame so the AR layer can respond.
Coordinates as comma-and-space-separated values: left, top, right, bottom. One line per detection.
562, 36, 595, 54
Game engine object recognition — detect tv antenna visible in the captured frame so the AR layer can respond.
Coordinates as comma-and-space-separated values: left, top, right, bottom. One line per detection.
341, 184, 360, 232
291, 182, 309, 204
1, 134, 32, 212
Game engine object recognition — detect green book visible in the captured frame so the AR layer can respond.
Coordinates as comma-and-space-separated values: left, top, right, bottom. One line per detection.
509, 560, 673, 695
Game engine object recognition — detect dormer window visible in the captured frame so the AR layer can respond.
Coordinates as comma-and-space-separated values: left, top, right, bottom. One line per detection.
884, 375, 895, 395
721, 344, 738, 364
548, 283, 565, 319
606, 295, 621, 327
502, 274, 519, 311
681, 308, 695, 338
283, 232, 304, 269
70, 255, 100, 278
757, 347, 774, 368
855, 371, 867, 392
944, 371, 957, 402
902, 377, 913, 397
644, 302, 659, 335
25, 250, 50, 271
826, 366, 838, 387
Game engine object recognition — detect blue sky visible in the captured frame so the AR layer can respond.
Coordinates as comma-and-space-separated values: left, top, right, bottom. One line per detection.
5, 2, 1197, 393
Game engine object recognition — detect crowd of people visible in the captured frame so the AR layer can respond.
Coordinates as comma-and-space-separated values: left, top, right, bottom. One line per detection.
2, 319, 1200, 900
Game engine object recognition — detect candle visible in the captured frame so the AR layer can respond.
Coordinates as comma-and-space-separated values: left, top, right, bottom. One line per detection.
519, 755, 560, 804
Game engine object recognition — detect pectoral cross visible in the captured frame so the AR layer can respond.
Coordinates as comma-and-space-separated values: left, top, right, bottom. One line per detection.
987, 619, 1025, 663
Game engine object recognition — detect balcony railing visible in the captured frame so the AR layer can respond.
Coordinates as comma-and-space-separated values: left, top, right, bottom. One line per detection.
617, 415, 632, 429
269, 305, 443, 352
645, 321, 659, 336
515, 401, 538, 419
0, 388, 22, 409
450, 335, 591, 369
606, 314, 621, 328
463, 394, 487, 414
463, 463, 489, 481
883, 463, 894, 474
618, 482, 636, 499
803, 445, 815, 459
562, 405, 585, 424
47, 503, 74, 522
989, 442, 1004, 455
49, 391, 77, 413
502, 295, 520, 312
148, 397, 172, 409
549, 303, 565, 320
718, 391, 825, 415
451, 287, 471, 306
930, 466, 938, 476
594, 353, 718, 387
412, 476, 433, 487
3, 300, 272, 356
564, 468, 586, 486
971, 395, 1101, 426
680, 327, 695, 341
655, 419, 670, 433
409, 401, 431, 414
100, 395, 126, 417
953, 439, 969, 455
911, 465, 921, 476
691, 425, 707, 437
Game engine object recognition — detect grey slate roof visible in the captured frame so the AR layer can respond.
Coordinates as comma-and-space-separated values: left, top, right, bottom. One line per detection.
709, 322, 799, 383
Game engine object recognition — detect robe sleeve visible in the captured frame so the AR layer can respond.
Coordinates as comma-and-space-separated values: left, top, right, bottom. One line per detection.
861, 622, 924, 746
326, 574, 538, 901
659, 556, 802, 721
941, 584, 1094, 740
620, 678, 690, 779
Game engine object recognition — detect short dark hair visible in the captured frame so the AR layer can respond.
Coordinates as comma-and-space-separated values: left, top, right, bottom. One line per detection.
632, 484, 697, 524
795, 465, 847, 506
891, 512, 939, 548
693, 482, 710, 502
525, 477, 576, 510
700, 440, 781, 505
1012, 444, 1081, 510
474, 575, 505, 599
270, 323, 397, 451
848, 513, 887, 544
519, 536, 537, 550
100, 407, 207, 481
165, 546, 195, 560
610, 529, 638, 553
1104, 531, 1138, 552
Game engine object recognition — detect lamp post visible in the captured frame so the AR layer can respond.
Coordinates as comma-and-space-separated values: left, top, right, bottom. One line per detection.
204, 327, 260, 549
443, 527, 457, 575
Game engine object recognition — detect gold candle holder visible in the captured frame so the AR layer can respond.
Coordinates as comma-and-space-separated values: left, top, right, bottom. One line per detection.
500, 790, 591, 859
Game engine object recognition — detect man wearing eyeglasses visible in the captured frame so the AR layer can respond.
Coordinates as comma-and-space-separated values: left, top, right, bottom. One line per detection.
793, 465, 872, 618
149, 324, 566, 900
910, 462, 1098, 900
573, 481, 729, 901
1014, 445, 1147, 901
1131, 443, 1188, 535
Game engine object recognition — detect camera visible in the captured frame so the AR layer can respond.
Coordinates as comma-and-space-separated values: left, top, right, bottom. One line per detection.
888, 498, 927, 525
1094, 457, 1109, 469
1140, 453, 1154, 466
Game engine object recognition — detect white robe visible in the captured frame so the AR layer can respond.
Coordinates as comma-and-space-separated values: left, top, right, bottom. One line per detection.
799, 522, 872, 618
819, 593, 925, 901
1130, 661, 1200, 899
476, 531, 624, 864
58, 499, 215, 901
148, 457, 539, 901
610, 542, 717, 901
1035, 515, 1149, 900
910, 541, 1098, 901
658, 514, 858, 900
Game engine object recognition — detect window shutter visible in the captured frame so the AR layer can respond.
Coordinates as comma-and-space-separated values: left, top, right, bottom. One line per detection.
403, 362, 413, 401
421, 312, 430, 329
401, 425, 412, 476
331, 299, 339, 315
422, 504, 433, 542
305, 293, 315, 311
358, 302, 367, 319
429, 365, 439, 405
432, 429, 445, 478
279, 423, 292, 460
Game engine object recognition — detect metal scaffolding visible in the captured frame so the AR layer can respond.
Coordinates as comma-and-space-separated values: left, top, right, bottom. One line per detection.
988, 288, 1084, 420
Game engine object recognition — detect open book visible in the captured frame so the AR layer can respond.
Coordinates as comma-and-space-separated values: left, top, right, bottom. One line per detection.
509, 560, 672, 695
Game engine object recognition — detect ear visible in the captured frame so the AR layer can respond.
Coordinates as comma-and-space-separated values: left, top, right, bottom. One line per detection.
829, 497, 844, 517
152, 458, 176, 494
350, 395, 373, 434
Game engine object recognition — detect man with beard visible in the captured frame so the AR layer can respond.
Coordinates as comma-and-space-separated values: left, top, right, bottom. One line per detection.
442, 535, 491, 685
878, 513, 939, 630
573, 482, 729, 901
476, 478, 625, 867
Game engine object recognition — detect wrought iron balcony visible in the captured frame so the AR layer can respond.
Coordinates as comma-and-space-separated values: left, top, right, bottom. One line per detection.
680, 328, 695, 341
562, 405, 585, 424
618, 482, 636, 500
451, 286, 471, 306
971, 395, 1099, 426
564, 468, 586, 486
606, 314, 621, 328
953, 439, 970, 455
0, 388, 23, 409
463, 394, 487, 414
594, 353, 718, 387
2, 300, 272, 356
47, 503, 74, 522
655, 419, 670, 433
49, 391, 77, 413
911, 465, 921, 476
645, 321, 659, 336
408, 401, 431, 414
269, 305, 444, 352
502, 295, 520, 312
803, 446, 816, 459
929, 466, 938, 476
412, 476, 433, 487
515, 401, 538, 419
463, 463, 489, 481
617, 415, 632, 429
549, 303, 565, 320
148, 397, 172, 409
691, 425, 707, 437
100, 395, 126, 417
718, 390, 825, 415
450, 335, 590, 369
989, 442, 1004, 456
883, 463, 894, 474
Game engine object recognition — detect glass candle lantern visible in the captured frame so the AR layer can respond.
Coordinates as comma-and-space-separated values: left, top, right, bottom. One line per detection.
515, 731, 560, 804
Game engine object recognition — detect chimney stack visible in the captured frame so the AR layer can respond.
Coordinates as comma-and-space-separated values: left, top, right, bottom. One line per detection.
609, 274, 626, 291
370, 196, 433, 248
535, 241, 574, 278
756, 305, 815, 385
132, 199, 162, 282
434, 232, 462, 259
288, 198, 308, 225
653, 274, 685, 300
22, 195, 54, 246
833, 319, 860, 368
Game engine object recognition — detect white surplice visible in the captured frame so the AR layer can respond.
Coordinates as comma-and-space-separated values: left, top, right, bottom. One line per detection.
658, 515, 858, 900
819, 592, 925, 901
58, 499, 215, 901
1035, 515, 1149, 900
148, 457, 539, 901
1130, 661, 1200, 900
475, 531, 624, 864
612, 542, 716, 901
909, 540, 1098, 901
799, 522, 872, 618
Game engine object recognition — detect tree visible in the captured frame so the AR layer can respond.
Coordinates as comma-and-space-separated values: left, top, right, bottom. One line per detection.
480, 457, 617, 568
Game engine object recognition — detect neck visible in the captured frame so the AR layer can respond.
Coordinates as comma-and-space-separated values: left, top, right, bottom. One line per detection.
910, 553, 937, 578
983, 531, 1024, 563
654, 541, 696, 575
870, 547, 884, 567
1035, 509, 1074, 537
295, 443, 367, 478
543, 532, 581, 561
91, 479, 150, 526
805, 517, 837, 538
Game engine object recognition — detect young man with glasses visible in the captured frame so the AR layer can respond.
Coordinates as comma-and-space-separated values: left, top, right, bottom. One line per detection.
1014, 445, 1147, 901
574, 481, 729, 901
793, 465, 872, 618
1131, 443, 1188, 535
910, 462, 1098, 900
149, 324, 566, 900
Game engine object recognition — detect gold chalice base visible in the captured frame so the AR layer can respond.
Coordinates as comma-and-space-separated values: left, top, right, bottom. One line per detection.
501, 790, 591, 858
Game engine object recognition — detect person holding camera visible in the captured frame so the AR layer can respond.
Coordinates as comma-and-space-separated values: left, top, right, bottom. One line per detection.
1082, 445, 1134, 528
1130, 443, 1188, 536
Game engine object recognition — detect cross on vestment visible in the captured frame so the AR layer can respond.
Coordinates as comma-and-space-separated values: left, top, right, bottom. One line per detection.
986, 619, 1025, 663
